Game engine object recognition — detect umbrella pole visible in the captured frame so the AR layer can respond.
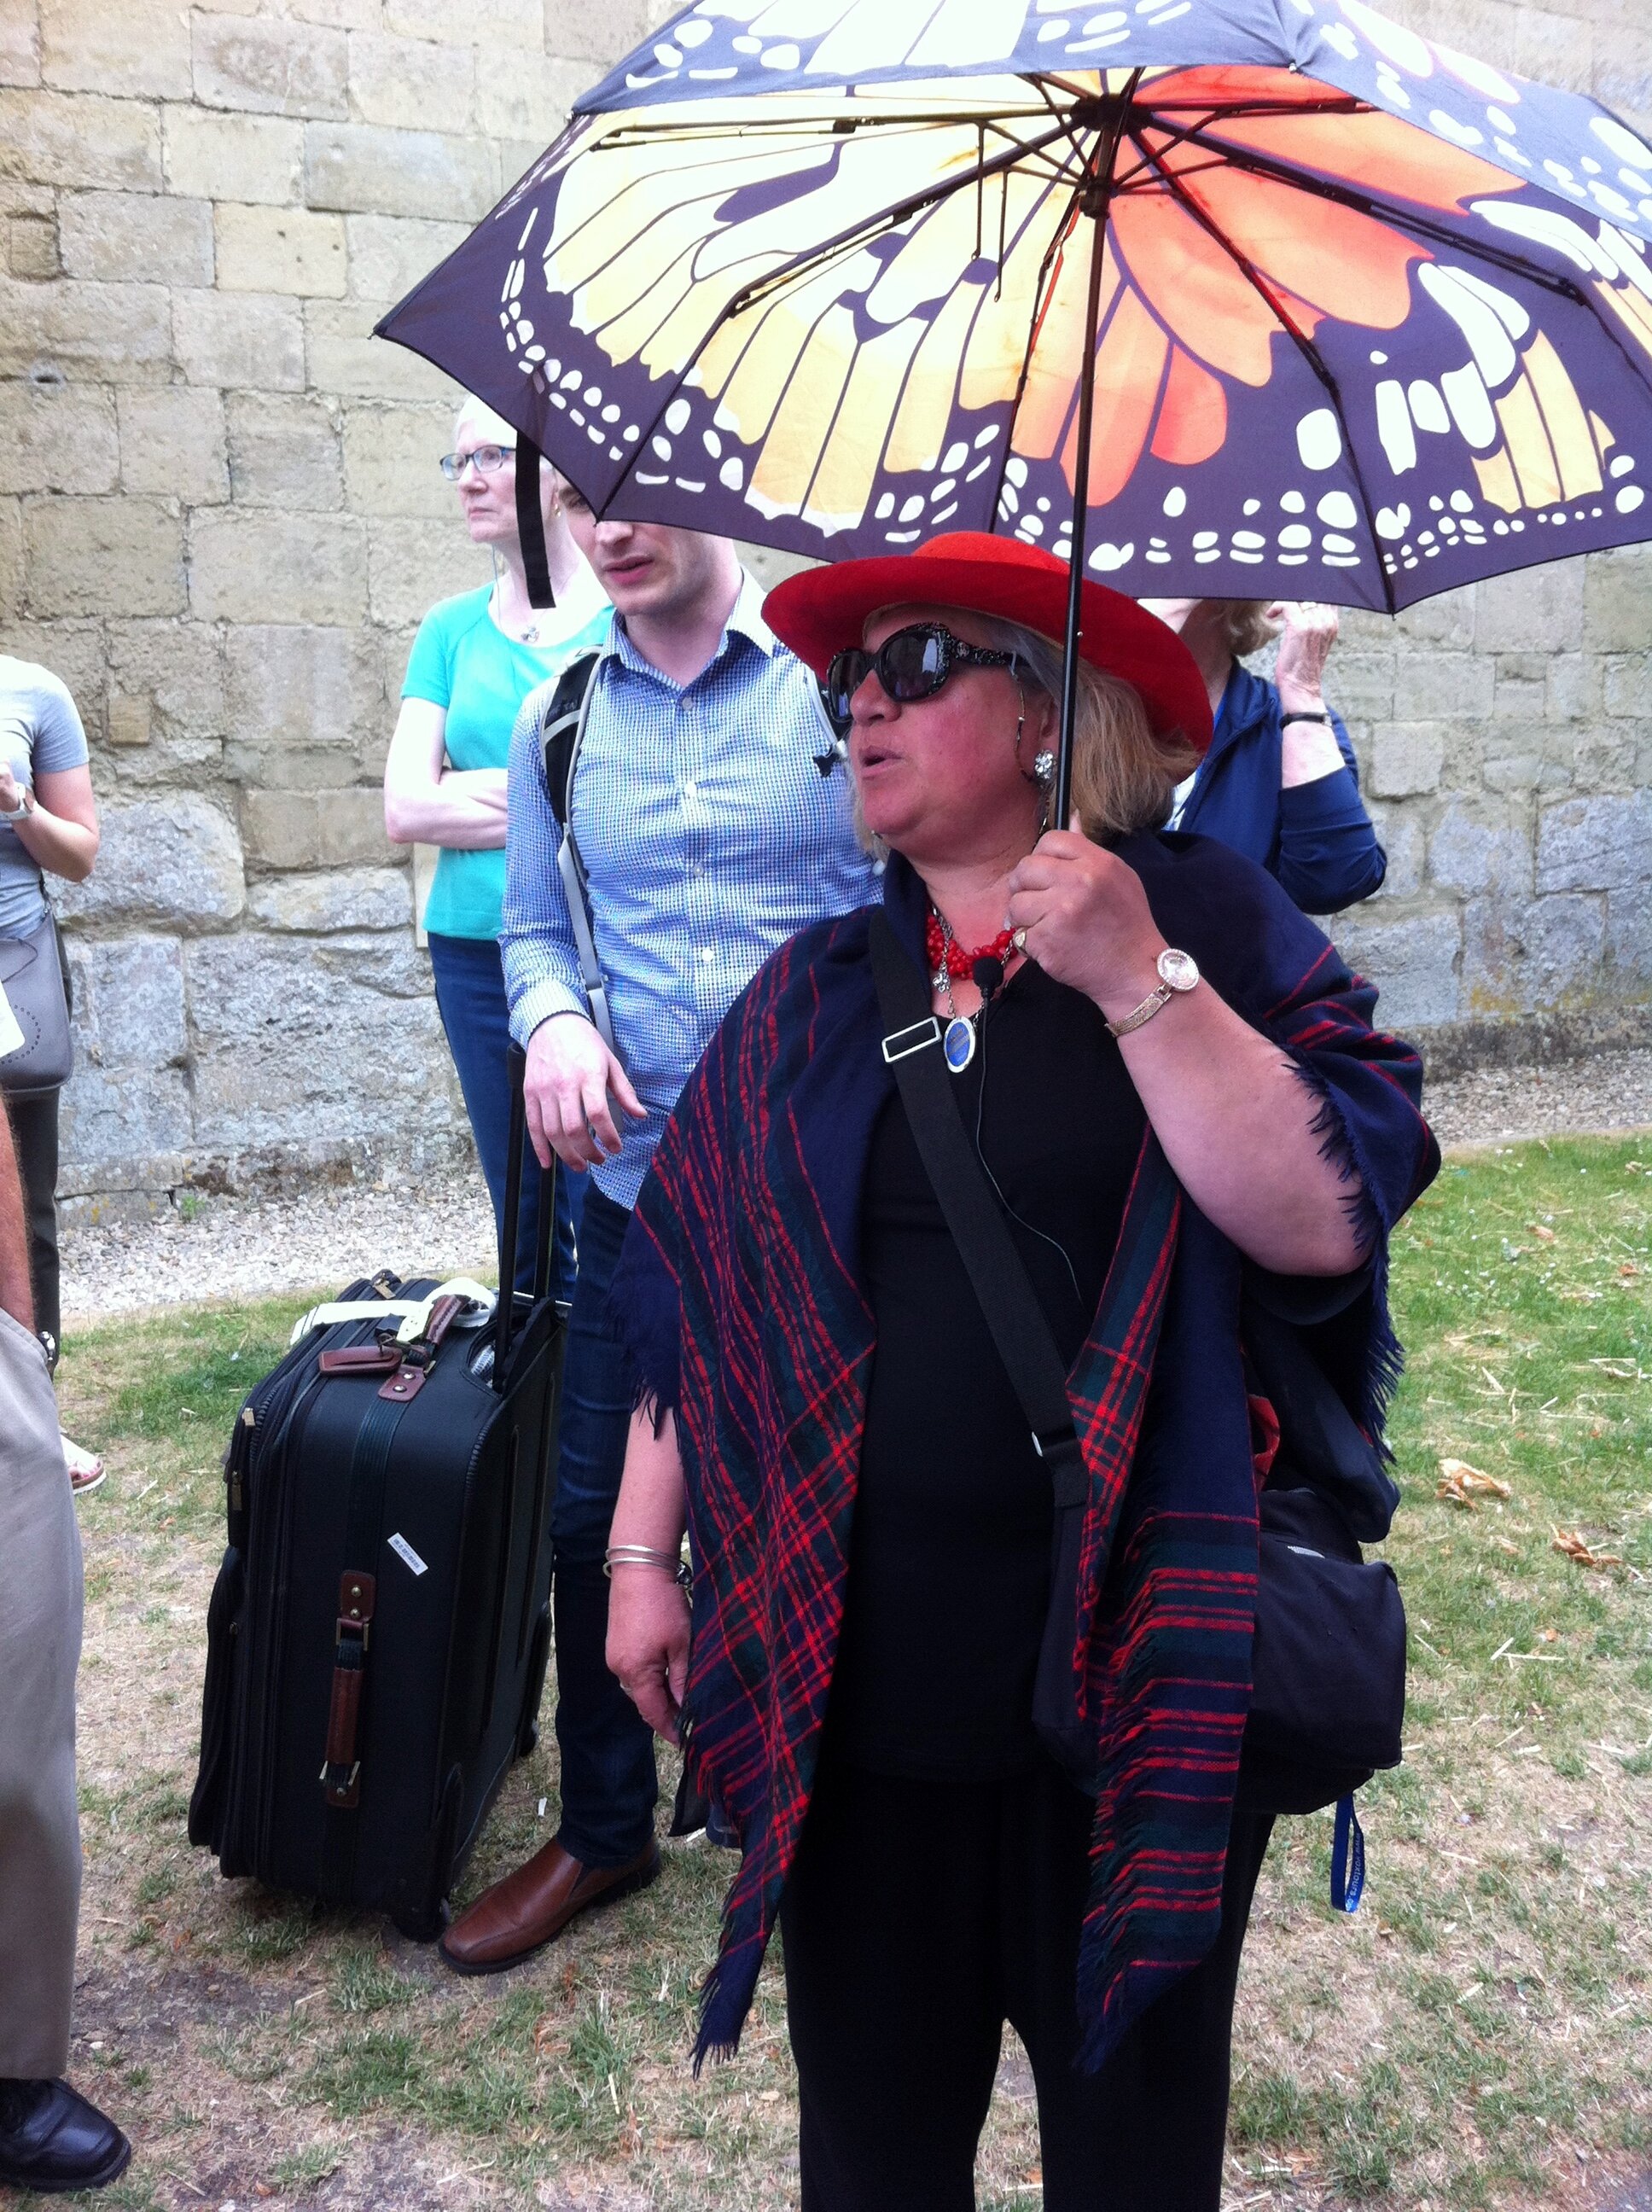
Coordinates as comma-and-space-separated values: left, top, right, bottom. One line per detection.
1054, 198, 1108, 835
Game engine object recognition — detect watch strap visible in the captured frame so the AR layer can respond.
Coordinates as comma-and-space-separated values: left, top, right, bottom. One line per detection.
1281, 707, 1331, 725
1107, 981, 1174, 1039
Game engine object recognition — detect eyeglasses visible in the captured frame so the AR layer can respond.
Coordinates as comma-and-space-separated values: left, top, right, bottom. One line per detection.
438, 444, 515, 480
822, 623, 1020, 732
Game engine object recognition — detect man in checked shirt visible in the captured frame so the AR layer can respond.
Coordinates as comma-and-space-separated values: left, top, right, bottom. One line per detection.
439, 496, 879, 1975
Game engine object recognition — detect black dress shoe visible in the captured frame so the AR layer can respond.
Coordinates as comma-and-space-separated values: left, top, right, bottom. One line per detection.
0, 2077, 132, 2193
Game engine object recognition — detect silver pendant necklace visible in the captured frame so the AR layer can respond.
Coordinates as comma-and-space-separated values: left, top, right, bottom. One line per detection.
932, 911, 979, 1075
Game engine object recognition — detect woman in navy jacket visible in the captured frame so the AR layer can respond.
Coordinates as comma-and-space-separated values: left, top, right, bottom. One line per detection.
1138, 599, 1385, 914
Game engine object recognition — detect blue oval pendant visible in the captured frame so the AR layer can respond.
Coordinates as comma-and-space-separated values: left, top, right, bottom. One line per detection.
943, 1016, 976, 1074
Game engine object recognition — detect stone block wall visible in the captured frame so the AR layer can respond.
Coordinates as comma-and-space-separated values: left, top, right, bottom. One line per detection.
0, 0, 1647, 1214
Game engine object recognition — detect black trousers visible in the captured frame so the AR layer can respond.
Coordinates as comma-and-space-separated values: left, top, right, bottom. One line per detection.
5, 1086, 60, 1366
780, 1755, 1273, 2212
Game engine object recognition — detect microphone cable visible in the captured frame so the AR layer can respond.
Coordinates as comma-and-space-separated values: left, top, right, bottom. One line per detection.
969, 956, 1083, 1318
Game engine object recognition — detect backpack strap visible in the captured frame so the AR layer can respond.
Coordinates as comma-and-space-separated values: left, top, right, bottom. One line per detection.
538, 651, 620, 1059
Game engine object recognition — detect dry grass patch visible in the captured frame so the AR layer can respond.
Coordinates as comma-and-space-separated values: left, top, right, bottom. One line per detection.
38, 1135, 1651, 2209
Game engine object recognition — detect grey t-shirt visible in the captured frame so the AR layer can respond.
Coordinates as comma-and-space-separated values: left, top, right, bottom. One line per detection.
0, 656, 88, 939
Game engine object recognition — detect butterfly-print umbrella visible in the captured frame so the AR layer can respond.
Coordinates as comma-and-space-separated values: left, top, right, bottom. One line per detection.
380, 0, 1652, 811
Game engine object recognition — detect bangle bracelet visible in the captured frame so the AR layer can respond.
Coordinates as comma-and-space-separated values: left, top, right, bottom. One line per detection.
604, 1544, 689, 1585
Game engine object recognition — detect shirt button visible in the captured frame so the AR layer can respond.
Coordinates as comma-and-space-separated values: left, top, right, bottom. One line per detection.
700, 947, 715, 965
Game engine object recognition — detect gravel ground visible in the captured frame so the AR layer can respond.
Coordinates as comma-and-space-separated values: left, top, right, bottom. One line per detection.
59, 1047, 1652, 1324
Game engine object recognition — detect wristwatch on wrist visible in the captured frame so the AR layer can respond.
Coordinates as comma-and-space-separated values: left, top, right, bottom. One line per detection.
1280, 707, 1332, 725
1106, 947, 1201, 1039
0, 787, 34, 824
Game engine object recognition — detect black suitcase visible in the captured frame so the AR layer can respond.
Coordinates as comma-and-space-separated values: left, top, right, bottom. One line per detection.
189, 1052, 566, 1939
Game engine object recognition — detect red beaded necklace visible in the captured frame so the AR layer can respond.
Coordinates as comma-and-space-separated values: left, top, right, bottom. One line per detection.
924, 910, 1015, 982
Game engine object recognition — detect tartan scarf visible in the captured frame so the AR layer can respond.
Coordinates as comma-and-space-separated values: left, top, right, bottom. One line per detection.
614, 835, 1439, 2070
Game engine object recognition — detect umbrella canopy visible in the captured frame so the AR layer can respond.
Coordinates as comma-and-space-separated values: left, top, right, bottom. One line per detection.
379, 0, 1652, 620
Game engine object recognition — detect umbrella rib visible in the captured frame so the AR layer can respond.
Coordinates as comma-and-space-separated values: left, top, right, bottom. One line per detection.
1131, 130, 1399, 615
721, 115, 1076, 320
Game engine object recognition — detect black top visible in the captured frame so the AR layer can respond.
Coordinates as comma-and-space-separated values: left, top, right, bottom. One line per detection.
827, 959, 1147, 1779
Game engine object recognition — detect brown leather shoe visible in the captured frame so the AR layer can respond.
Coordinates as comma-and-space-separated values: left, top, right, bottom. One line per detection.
439, 1837, 660, 1975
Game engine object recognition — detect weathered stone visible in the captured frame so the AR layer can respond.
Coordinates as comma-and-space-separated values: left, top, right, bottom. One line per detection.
188, 931, 453, 1155
1400, 654, 1496, 719
23, 496, 185, 619
0, 271, 172, 383
232, 739, 368, 791
108, 619, 227, 741
1601, 653, 1651, 721
283, 0, 380, 26
1545, 655, 1596, 724
249, 864, 412, 932
105, 733, 224, 789
1494, 667, 1546, 723
304, 297, 462, 401
0, 616, 102, 731
341, 401, 457, 517
303, 122, 497, 223
223, 621, 384, 753
174, 289, 306, 393
1597, 24, 1652, 138
225, 391, 343, 509
1370, 721, 1445, 799
1462, 894, 1605, 1016
544, 0, 653, 60
9, 211, 57, 276
189, 509, 369, 624
1514, 4, 1594, 93
387, 0, 538, 39
346, 30, 473, 131
367, 515, 489, 628
473, 49, 586, 139
57, 188, 214, 287
117, 387, 230, 506
1331, 911, 1463, 1031
1583, 542, 1652, 653
216, 203, 347, 298
1606, 888, 1652, 986
55, 794, 245, 927
0, 496, 22, 615
0, 377, 117, 492
1323, 649, 1393, 725
40, 0, 190, 98
1428, 804, 1533, 898
1475, 559, 1584, 655
66, 933, 187, 1067
106, 692, 150, 748
242, 785, 390, 867
1393, 585, 1474, 652
162, 104, 303, 205
343, 214, 469, 306
192, 11, 348, 118
1, 0, 39, 86
1535, 789, 1652, 894
0, 86, 160, 189
57, 1065, 193, 1180
1364, 804, 1425, 901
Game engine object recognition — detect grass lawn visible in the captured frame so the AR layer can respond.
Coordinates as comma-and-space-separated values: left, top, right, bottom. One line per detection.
33, 1134, 1651, 2212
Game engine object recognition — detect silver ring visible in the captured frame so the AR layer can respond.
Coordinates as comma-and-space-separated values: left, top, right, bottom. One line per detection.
1012, 927, 1028, 952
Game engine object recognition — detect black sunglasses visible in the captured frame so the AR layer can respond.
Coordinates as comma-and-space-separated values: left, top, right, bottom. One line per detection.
821, 622, 1020, 732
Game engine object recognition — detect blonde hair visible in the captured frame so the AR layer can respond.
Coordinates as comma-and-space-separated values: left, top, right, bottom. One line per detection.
453, 393, 517, 448
974, 616, 1200, 844
1218, 599, 1281, 660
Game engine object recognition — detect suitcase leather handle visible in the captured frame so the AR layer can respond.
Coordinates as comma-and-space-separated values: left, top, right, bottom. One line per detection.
318, 1343, 402, 1377
322, 1570, 376, 1809
375, 1294, 469, 1403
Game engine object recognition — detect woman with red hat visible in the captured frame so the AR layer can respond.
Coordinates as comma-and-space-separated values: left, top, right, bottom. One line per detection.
602, 534, 1437, 2211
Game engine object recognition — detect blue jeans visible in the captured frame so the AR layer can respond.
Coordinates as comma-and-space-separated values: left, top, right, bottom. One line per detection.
427, 931, 582, 1301
549, 1184, 659, 1866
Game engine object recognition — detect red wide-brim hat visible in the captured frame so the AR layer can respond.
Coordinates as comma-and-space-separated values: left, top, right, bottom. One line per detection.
765, 532, 1212, 754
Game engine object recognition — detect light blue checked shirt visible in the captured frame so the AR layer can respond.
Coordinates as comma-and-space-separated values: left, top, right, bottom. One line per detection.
501, 571, 881, 1212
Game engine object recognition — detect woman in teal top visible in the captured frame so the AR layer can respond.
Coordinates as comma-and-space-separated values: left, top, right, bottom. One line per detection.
385, 397, 608, 1295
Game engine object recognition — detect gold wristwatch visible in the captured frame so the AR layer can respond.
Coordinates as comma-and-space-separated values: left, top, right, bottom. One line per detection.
1106, 947, 1200, 1039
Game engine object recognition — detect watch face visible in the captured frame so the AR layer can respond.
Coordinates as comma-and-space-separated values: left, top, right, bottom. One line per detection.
1157, 948, 1200, 992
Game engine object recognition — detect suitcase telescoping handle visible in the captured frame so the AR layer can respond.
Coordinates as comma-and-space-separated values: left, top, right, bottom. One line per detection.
492, 1042, 558, 1390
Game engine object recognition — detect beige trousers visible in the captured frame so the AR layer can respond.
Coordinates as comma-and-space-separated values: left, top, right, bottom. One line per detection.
0, 1304, 82, 2079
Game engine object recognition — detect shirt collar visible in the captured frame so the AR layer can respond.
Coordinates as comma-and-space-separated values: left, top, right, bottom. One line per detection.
602, 568, 779, 682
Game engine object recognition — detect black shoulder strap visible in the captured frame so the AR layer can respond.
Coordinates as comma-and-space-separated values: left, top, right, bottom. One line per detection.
867, 911, 1082, 1496
516, 436, 554, 609
542, 650, 601, 830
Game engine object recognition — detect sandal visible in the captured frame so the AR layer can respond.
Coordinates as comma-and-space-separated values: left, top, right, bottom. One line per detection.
63, 1436, 106, 1496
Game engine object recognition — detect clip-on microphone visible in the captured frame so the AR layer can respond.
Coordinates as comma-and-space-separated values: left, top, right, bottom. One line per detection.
972, 954, 1003, 999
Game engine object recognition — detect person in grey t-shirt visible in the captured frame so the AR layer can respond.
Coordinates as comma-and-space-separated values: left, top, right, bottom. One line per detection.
0, 656, 100, 1490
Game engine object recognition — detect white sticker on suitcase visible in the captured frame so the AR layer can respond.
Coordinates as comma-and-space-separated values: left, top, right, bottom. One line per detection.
387, 1532, 428, 1577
